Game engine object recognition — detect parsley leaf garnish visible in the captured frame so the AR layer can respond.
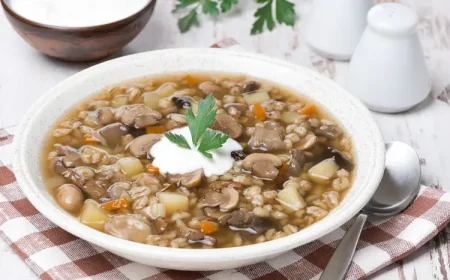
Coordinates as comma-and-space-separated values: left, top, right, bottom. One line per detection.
251, 0, 296, 35
165, 94, 229, 158
186, 94, 217, 146
165, 132, 191, 149
174, 0, 295, 35
178, 7, 199, 33
220, 0, 238, 12
197, 129, 229, 158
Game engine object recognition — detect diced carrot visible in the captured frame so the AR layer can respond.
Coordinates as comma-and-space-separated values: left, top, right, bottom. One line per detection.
101, 197, 129, 211
83, 133, 99, 144
200, 221, 218, 234
299, 104, 316, 115
146, 126, 166, 134
254, 103, 266, 121
146, 164, 160, 175
186, 75, 199, 86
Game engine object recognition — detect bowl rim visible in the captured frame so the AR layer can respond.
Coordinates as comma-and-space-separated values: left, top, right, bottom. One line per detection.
13, 48, 385, 264
1, 0, 156, 31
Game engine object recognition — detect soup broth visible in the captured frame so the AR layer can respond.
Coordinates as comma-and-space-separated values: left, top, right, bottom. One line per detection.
41, 72, 354, 248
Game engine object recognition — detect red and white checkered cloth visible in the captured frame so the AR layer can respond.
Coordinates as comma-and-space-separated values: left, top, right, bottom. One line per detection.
1, 39, 450, 280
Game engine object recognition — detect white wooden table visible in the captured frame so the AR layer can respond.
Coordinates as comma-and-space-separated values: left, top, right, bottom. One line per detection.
1, 0, 449, 279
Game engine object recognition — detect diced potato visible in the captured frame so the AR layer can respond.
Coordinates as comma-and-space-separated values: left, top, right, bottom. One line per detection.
157, 192, 189, 216
242, 90, 270, 105
151, 203, 166, 218
308, 158, 339, 183
277, 185, 306, 213
157, 82, 177, 97
118, 157, 144, 176
143, 91, 160, 109
79, 199, 110, 232
111, 95, 128, 108
281, 111, 300, 124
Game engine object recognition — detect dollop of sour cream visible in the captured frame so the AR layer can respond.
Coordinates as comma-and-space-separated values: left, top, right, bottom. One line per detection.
150, 127, 242, 177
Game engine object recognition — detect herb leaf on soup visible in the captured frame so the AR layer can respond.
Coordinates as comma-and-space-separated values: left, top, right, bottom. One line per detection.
197, 129, 229, 158
165, 132, 191, 149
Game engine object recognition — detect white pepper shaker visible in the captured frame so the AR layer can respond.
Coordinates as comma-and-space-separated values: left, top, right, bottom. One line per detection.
305, 0, 374, 60
347, 3, 431, 113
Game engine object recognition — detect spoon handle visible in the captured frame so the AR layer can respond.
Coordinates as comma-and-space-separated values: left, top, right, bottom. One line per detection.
320, 213, 368, 280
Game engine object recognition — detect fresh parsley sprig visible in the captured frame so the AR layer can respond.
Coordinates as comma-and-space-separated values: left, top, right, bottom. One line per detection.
173, 0, 295, 35
165, 94, 229, 158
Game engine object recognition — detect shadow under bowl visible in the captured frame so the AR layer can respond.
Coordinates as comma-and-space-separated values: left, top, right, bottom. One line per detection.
1, 0, 157, 62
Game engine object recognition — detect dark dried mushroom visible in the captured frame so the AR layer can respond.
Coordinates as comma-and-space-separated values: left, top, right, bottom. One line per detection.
107, 181, 132, 199
242, 80, 261, 93
242, 153, 283, 180
287, 149, 307, 176
226, 209, 253, 227
105, 214, 152, 243
171, 96, 191, 108
126, 134, 162, 157
210, 113, 243, 139
168, 169, 203, 188
249, 217, 272, 234
325, 146, 354, 171
231, 150, 247, 161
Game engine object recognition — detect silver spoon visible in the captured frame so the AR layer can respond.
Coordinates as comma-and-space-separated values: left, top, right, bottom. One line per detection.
320, 142, 421, 280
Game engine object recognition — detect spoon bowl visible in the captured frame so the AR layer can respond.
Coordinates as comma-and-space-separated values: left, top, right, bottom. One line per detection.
321, 141, 421, 280
363, 142, 421, 216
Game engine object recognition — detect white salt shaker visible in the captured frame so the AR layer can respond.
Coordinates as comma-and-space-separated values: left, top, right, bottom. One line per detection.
305, 0, 374, 60
347, 3, 431, 113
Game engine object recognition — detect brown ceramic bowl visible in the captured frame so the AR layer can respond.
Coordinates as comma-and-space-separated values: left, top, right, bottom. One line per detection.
1, 0, 156, 62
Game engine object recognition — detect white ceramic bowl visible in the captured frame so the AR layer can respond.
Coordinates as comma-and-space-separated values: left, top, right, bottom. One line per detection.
13, 48, 385, 271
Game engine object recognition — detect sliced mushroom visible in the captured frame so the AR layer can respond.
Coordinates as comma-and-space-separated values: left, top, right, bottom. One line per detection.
180, 228, 204, 241
296, 132, 318, 150
202, 187, 239, 211
325, 146, 354, 171
315, 125, 342, 139
126, 134, 162, 157
248, 126, 285, 152
287, 149, 307, 176
105, 214, 152, 243
199, 81, 224, 95
61, 168, 86, 187
226, 208, 253, 227
203, 190, 225, 207
54, 144, 83, 167
107, 181, 132, 199
220, 187, 239, 211
223, 103, 248, 113
249, 217, 273, 234
167, 169, 203, 188
97, 123, 129, 148
210, 113, 243, 139
55, 184, 84, 213
204, 207, 228, 221
116, 104, 162, 128
242, 153, 282, 180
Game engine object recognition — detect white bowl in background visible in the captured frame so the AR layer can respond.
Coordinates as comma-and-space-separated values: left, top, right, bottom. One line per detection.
13, 48, 385, 271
